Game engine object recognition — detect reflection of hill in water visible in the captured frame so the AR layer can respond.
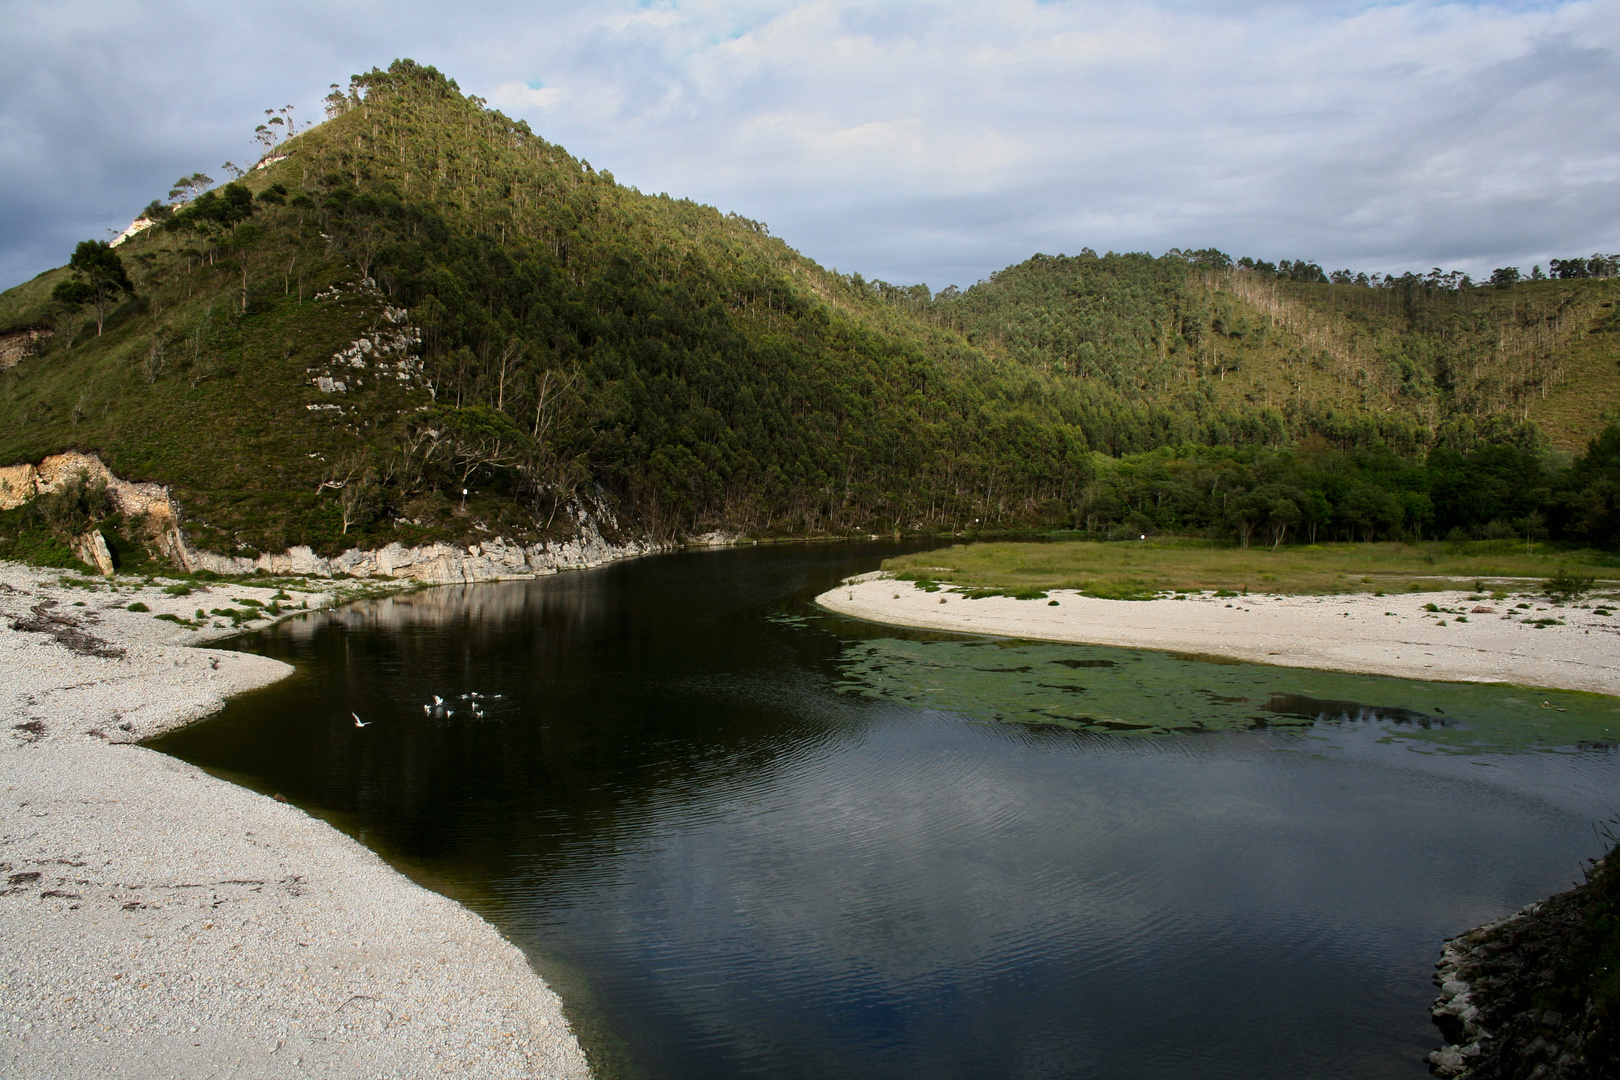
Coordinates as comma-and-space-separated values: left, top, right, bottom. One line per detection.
278, 578, 613, 642
834, 636, 1619, 750
1263, 693, 1456, 729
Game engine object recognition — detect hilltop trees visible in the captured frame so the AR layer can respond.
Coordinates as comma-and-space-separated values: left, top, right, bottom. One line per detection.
254, 105, 297, 152
168, 172, 213, 203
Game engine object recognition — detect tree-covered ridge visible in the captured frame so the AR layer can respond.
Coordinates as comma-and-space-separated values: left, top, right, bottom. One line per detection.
0, 57, 1616, 565
276, 60, 1394, 532
909, 250, 1620, 453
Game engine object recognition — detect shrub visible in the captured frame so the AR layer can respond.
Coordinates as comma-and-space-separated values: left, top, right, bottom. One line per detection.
37, 471, 114, 540
1545, 567, 1596, 602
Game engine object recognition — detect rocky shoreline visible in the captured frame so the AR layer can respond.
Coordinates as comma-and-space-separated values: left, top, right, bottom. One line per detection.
1428, 850, 1615, 1079
1, 449, 677, 586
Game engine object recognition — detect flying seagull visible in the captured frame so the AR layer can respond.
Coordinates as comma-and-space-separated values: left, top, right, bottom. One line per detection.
352, 712, 370, 728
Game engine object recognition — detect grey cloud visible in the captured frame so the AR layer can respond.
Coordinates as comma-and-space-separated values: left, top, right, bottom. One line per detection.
2, 0, 1615, 292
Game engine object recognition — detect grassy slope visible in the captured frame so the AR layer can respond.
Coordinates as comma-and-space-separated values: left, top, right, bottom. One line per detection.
0, 178, 450, 556
927, 256, 1620, 454
1532, 292, 1620, 450
883, 539, 1620, 598
1253, 274, 1620, 452
0, 266, 69, 333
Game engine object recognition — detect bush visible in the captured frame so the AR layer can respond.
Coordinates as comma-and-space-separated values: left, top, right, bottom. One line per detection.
126, 601, 149, 612
1545, 566, 1596, 602
37, 471, 113, 540
0, 504, 87, 569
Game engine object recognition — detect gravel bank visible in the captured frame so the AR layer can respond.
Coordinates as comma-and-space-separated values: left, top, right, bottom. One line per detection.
818, 576, 1620, 696
0, 562, 590, 1079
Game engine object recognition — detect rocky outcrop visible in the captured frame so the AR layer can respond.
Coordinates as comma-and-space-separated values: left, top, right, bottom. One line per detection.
2, 452, 189, 571
3, 450, 671, 583
1429, 857, 1613, 1079
1, 452, 178, 521
70, 530, 116, 576
183, 530, 673, 584
0, 327, 51, 371
306, 301, 425, 398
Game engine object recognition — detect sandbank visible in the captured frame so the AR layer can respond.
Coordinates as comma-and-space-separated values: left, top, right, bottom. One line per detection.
1, 563, 590, 1079
818, 575, 1620, 697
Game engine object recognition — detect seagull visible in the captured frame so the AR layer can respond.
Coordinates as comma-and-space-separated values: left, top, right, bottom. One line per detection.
352, 712, 370, 728
432, 695, 444, 706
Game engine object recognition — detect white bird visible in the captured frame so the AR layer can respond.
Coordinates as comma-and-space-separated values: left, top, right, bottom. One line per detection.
423, 704, 430, 714
352, 712, 370, 728
432, 695, 443, 706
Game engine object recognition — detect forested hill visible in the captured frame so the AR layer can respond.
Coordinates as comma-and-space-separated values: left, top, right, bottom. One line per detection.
0, 59, 1616, 564
914, 250, 1620, 455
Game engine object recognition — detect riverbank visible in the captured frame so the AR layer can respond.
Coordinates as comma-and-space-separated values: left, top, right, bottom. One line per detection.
817, 575, 1620, 696
1428, 845, 1615, 1078
0, 561, 591, 1079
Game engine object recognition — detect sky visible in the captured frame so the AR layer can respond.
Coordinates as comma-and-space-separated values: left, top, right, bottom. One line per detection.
2, 0, 1617, 293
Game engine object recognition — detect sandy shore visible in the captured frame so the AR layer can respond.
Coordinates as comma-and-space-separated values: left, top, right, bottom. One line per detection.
818, 575, 1620, 697
0, 563, 590, 1079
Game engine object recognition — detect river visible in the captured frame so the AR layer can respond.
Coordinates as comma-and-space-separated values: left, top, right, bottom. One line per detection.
152, 542, 1620, 1079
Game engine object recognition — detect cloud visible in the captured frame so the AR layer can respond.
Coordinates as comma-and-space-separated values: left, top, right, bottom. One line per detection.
1, 0, 1616, 291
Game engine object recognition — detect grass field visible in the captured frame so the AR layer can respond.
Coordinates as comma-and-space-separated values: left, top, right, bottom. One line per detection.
883, 538, 1620, 600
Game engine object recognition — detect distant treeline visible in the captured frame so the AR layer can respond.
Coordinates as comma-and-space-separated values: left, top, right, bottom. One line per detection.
1207, 249, 1618, 291
1073, 425, 1620, 549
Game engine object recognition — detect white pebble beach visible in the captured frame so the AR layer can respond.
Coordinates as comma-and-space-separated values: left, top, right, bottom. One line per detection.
0, 561, 590, 1080
818, 575, 1620, 697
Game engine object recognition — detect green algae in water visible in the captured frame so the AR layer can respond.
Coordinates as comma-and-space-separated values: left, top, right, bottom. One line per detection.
835, 637, 1620, 751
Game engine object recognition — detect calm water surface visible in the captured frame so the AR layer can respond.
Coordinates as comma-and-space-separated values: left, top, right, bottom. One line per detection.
153, 543, 1620, 1080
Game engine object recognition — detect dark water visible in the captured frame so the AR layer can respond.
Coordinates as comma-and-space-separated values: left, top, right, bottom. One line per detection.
152, 543, 1620, 1080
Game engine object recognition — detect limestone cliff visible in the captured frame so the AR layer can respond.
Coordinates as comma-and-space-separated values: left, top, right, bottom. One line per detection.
2, 451, 672, 583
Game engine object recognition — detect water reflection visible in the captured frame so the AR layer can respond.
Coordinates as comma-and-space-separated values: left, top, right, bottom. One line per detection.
152, 544, 1620, 1080
1263, 693, 1457, 729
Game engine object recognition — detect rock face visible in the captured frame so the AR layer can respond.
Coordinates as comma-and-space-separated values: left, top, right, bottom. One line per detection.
1428, 862, 1612, 1079
0, 452, 180, 525
69, 530, 115, 576
3, 450, 671, 583
183, 530, 673, 584
0, 327, 51, 371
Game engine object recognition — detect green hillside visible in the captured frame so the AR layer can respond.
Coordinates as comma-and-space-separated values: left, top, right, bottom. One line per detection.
1, 59, 1616, 566
918, 252, 1620, 454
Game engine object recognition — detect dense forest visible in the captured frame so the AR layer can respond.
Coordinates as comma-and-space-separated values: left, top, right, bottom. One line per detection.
0, 59, 1616, 565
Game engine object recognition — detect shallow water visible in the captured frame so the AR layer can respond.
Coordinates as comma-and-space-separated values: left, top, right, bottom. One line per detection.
153, 543, 1620, 1079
